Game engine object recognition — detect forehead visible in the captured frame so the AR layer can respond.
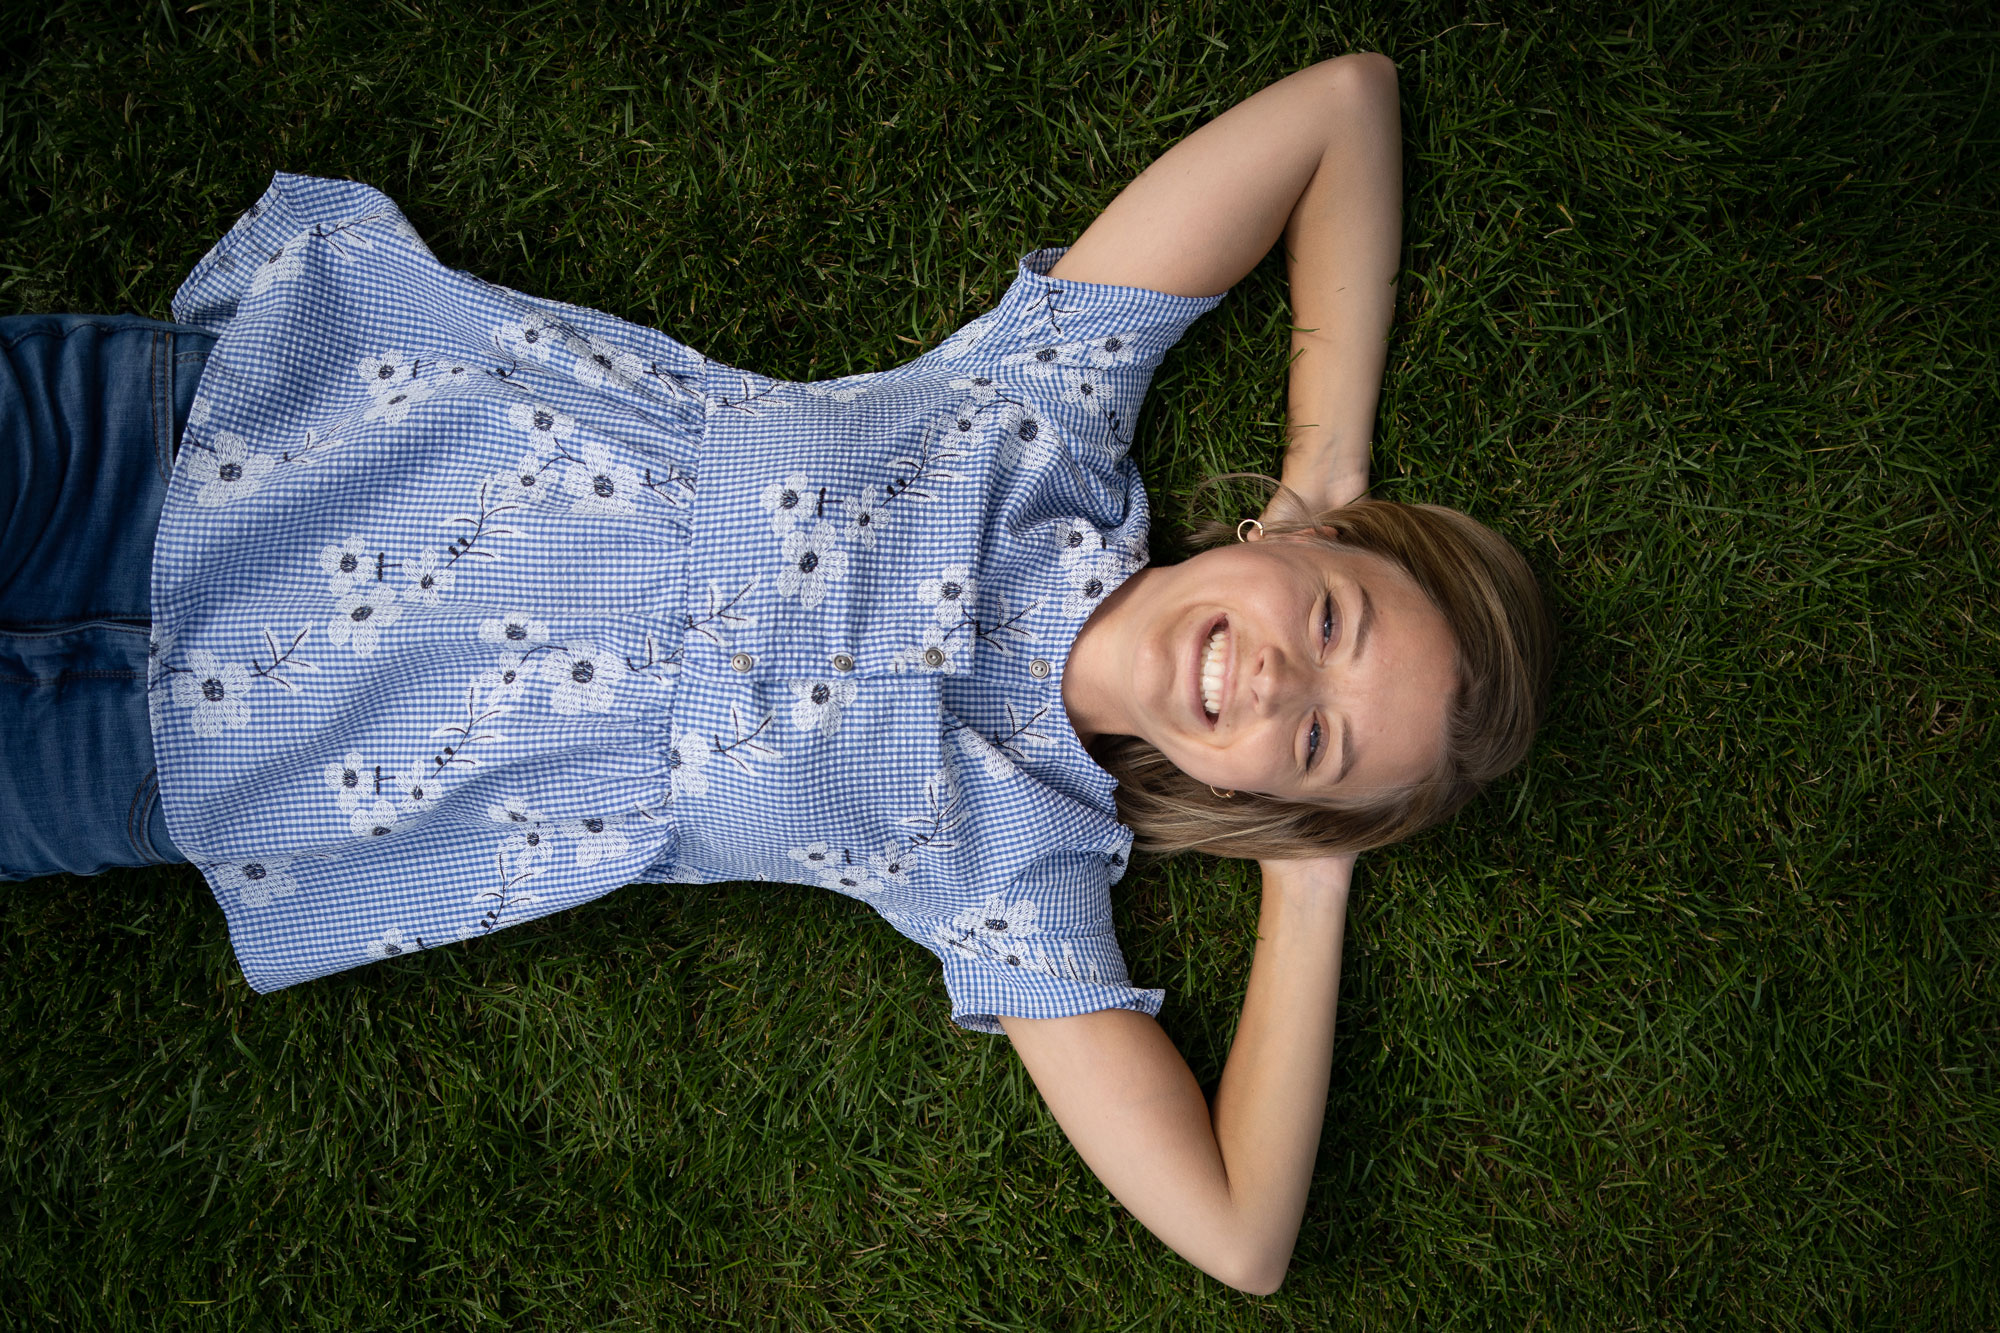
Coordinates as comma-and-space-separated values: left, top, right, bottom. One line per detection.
1206, 532, 1392, 584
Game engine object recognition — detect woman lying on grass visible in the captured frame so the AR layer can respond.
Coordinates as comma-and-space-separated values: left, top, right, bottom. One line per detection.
1, 54, 1550, 1293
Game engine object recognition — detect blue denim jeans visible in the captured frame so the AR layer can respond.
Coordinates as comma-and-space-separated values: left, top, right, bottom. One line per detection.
0, 314, 208, 878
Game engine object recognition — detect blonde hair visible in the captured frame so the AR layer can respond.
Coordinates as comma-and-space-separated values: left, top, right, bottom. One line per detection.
1092, 486, 1555, 859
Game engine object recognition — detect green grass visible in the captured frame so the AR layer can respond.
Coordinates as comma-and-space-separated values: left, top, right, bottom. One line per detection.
3, 1, 1996, 1328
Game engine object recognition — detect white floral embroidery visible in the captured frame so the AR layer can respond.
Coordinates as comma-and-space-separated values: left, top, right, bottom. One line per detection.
787, 678, 857, 738
895, 763, 965, 853
495, 312, 563, 364
562, 442, 641, 517
957, 702, 1054, 777
188, 396, 212, 427
472, 651, 533, 705
934, 316, 997, 361
486, 795, 548, 825
894, 623, 961, 675
947, 374, 1000, 404
866, 843, 915, 892
213, 858, 298, 908
365, 925, 418, 960
1002, 343, 1081, 374
666, 727, 711, 798
816, 861, 879, 897
172, 650, 253, 735
787, 842, 836, 874
994, 403, 1052, 468
542, 640, 627, 714
572, 335, 643, 390
391, 761, 444, 815
1056, 366, 1108, 408
246, 228, 313, 296
1061, 552, 1123, 620
350, 798, 399, 838
952, 893, 1041, 945
777, 521, 850, 609
758, 472, 815, 534
479, 612, 549, 649
1052, 517, 1104, 568
434, 359, 483, 392
189, 432, 276, 506
318, 536, 375, 592
322, 749, 370, 812
488, 798, 556, 871
564, 816, 629, 868
506, 401, 576, 445
843, 485, 888, 550
917, 565, 978, 626
1083, 332, 1139, 367
328, 583, 402, 656
356, 354, 421, 394
802, 373, 872, 403
401, 548, 456, 608
361, 376, 435, 425
489, 455, 561, 507
955, 729, 1018, 781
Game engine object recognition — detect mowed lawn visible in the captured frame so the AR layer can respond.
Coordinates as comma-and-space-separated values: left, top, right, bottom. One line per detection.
2, 2, 1995, 1328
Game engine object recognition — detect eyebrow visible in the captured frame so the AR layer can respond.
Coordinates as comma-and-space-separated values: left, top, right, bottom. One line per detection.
1354, 584, 1375, 661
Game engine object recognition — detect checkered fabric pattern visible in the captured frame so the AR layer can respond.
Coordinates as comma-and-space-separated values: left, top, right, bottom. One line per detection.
153, 174, 1223, 1031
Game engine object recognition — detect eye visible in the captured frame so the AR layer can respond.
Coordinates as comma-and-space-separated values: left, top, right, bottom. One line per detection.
1306, 718, 1323, 768
1320, 593, 1336, 650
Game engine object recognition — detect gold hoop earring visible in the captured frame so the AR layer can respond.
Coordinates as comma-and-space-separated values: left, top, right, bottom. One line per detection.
1235, 518, 1263, 543
1209, 785, 1235, 800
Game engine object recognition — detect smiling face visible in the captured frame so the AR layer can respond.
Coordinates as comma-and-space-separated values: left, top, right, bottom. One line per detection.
1064, 534, 1460, 804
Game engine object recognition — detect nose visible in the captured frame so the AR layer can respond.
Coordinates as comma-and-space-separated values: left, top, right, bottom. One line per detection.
1248, 639, 1312, 719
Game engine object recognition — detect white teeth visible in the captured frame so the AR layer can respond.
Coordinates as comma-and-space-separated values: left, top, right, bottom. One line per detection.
1200, 627, 1225, 718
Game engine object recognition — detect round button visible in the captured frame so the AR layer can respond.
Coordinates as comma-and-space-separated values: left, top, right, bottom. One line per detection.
1029, 658, 1052, 680
921, 647, 945, 668
729, 652, 754, 672
831, 653, 855, 673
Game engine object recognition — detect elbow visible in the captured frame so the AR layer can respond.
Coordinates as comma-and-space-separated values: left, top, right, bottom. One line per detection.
1295, 53, 1399, 128
1207, 1244, 1293, 1297
1315, 51, 1398, 95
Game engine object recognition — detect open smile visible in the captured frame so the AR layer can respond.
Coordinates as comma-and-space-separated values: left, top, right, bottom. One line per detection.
1194, 616, 1230, 728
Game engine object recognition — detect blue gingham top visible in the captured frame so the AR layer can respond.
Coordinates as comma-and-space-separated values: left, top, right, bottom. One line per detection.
152, 174, 1224, 1032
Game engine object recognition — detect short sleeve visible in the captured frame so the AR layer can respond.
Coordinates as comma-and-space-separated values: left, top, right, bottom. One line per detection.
987, 246, 1227, 364
918, 248, 1225, 471
915, 848, 1165, 1036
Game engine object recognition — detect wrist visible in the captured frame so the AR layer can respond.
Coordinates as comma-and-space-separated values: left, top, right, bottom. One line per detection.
1275, 452, 1370, 516
1258, 854, 1355, 910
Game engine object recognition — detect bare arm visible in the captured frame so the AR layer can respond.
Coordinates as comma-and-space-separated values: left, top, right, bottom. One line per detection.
998, 853, 1354, 1294
1049, 53, 1402, 513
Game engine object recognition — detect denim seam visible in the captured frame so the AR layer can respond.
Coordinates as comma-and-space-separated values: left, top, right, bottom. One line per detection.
152, 328, 173, 482
128, 767, 168, 866
0, 320, 204, 351
0, 670, 146, 685
0, 629, 150, 641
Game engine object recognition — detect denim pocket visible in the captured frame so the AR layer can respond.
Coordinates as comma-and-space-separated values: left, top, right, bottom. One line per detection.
127, 765, 185, 866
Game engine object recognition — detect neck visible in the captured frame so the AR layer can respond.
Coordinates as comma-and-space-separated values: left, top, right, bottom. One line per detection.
1060, 566, 1152, 744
